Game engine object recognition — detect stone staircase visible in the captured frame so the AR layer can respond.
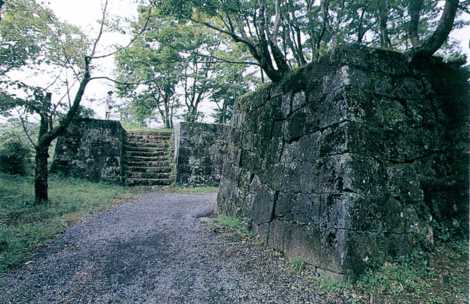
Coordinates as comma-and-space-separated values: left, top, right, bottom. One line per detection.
124, 130, 174, 186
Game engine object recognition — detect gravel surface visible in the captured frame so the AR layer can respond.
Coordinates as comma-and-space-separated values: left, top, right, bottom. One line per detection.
0, 191, 333, 304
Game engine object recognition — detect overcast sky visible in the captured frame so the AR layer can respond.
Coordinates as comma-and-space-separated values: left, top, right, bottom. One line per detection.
42, 0, 470, 123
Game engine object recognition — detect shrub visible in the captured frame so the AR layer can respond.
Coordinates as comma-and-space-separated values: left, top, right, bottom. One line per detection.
0, 138, 32, 175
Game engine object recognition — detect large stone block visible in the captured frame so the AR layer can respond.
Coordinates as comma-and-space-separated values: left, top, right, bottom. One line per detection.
50, 119, 126, 183
174, 122, 229, 186
217, 45, 468, 278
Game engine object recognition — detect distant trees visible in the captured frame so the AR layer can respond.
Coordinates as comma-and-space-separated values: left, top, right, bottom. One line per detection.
155, 0, 468, 82
115, 15, 181, 128
115, 6, 254, 127
210, 60, 252, 124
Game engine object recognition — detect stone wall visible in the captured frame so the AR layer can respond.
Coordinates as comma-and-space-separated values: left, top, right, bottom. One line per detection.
217, 46, 468, 278
174, 122, 228, 186
50, 119, 127, 183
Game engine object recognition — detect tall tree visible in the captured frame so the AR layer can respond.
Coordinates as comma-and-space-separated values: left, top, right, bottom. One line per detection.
408, 0, 460, 58
155, 0, 466, 82
116, 7, 251, 126
116, 15, 182, 128
0, 0, 117, 203
209, 61, 253, 124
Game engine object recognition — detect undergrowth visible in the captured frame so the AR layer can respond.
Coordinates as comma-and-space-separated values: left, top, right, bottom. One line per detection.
212, 215, 252, 237
0, 173, 133, 272
290, 256, 306, 273
311, 240, 469, 304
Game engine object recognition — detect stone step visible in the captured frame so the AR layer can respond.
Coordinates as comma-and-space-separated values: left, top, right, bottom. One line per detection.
126, 150, 167, 157
126, 178, 172, 186
127, 166, 172, 173
127, 171, 171, 179
126, 160, 172, 167
127, 134, 171, 141
126, 155, 170, 162
125, 143, 169, 149
126, 139, 171, 146
127, 130, 172, 135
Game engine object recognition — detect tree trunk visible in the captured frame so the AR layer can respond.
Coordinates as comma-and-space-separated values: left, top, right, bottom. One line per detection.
32, 57, 90, 204
409, 0, 459, 58
221, 101, 227, 124
34, 144, 49, 204
408, 0, 423, 47
164, 97, 171, 129
378, 0, 392, 48
34, 98, 51, 204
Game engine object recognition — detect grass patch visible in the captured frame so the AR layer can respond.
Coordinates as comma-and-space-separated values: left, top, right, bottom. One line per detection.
290, 256, 306, 273
0, 173, 133, 272
312, 275, 353, 295
212, 215, 252, 237
311, 240, 469, 303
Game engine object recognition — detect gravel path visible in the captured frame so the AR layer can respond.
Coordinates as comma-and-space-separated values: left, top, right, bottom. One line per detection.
0, 191, 330, 304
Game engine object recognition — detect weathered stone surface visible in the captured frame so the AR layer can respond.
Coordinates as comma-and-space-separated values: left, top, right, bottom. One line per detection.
50, 119, 126, 183
174, 122, 229, 186
217, 45, 469, 278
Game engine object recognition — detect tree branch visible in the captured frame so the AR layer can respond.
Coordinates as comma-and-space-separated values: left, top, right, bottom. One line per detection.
194, 52, 259, 66
90, 0, 109, 57
408, 0, 459, 58
18, 112, 38, 149
91, 3, 154, 59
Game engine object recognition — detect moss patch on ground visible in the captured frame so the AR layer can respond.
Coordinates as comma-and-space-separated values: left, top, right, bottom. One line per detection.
0, 174, 134, 272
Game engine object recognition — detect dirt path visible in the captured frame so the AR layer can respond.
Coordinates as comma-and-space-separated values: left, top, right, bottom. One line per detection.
0, 191, 327, 304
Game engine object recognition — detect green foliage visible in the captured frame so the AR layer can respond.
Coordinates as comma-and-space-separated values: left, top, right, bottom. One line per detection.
0, 0, 88, 76
0, 174, 132, 272
0, 139, 32, 175
312, 241, 469, 304
213, 215, 251, 237
312, 275, 353, 295
115, 14, 183, 127
116, 6, 254, 126
0, 121, 34, 175
156, 0, 467, 82
210, 51, 255, 123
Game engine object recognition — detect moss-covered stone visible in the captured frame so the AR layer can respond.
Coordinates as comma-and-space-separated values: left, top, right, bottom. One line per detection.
217, 45, 469, 278
50, 119, 127, 183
